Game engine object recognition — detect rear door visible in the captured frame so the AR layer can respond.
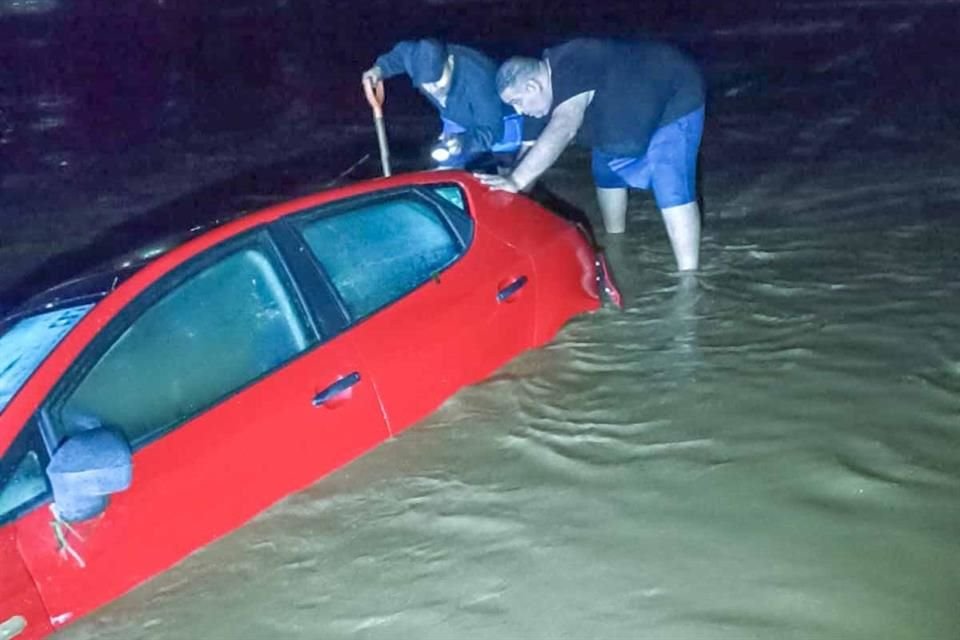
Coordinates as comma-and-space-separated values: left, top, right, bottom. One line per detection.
14, 229, 389, 628
289, 183, 537, 432
0, 422, 54, 639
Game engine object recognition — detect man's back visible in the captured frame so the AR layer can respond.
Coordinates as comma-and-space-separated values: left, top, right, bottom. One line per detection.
546, 38, 705, 155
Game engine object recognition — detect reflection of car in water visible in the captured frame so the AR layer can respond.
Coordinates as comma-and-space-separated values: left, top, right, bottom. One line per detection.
0, 171, 619, 639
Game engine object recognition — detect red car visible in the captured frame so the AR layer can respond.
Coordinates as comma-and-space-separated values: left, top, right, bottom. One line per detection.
0, 171, 619, 639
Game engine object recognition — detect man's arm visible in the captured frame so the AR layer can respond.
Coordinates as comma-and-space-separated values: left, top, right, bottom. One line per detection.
476, 91, 592, 192
367, 41, 418, 81
459, 95, 506, 155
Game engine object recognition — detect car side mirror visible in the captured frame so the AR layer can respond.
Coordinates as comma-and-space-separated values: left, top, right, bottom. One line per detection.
47, 428, 133, 522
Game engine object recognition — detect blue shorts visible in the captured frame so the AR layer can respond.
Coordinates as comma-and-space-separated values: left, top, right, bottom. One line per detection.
591, 106, 704, 209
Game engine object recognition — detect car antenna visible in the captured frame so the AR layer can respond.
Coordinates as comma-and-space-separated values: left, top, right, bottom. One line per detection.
322, 153, 371, 188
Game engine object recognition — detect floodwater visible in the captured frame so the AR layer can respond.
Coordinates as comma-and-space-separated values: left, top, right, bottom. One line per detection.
2, 0, 956, 638
56, 210, 960, 640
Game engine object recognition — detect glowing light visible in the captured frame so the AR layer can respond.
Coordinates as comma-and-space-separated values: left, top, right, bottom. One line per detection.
431, 145, 451, 163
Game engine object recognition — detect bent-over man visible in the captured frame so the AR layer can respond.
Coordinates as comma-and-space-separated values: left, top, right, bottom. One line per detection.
478, 38, 706, 271
363, 38, 529, 170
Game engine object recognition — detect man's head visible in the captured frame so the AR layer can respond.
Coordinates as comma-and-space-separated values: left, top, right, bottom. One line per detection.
408, 39, 448, 86
420, 54, 455, 103
496, 56, 552, 118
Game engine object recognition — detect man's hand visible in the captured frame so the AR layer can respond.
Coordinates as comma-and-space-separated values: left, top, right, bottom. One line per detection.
441, 134, 462, 157
473, 172, 521, 193
362, 66, 383, 87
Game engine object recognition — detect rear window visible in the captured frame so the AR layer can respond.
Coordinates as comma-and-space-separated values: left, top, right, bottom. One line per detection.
296, 186, 471, 321
0, 304, 94, 413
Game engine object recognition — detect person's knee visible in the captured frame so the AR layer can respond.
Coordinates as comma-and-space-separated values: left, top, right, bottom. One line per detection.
661, 200, 700, 218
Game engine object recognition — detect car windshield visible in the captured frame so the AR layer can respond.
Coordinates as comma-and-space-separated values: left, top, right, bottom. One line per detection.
0, 303, 94, 413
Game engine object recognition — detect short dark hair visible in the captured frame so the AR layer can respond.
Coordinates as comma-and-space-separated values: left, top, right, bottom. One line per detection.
496, 56, 541, 94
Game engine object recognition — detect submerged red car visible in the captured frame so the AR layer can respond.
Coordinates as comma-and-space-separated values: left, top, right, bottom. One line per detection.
0, 171, 619, 639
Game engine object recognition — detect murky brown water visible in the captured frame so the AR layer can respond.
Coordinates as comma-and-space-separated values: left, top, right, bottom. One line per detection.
3, 2, 952, 637
55, 194, 960, 639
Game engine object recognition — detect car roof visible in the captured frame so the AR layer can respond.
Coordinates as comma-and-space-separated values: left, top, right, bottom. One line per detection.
3, 218, 221, 322
3, 265, 143, 324
1, 139, 407, 318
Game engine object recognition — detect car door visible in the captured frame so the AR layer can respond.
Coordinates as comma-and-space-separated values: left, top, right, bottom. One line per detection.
289, 182, 537, 433
0, 421, 54, 640
13, 229, 388, 629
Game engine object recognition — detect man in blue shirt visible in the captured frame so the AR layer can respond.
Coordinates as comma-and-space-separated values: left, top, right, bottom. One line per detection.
362, 39, 527, 169
478, 38, 706, 272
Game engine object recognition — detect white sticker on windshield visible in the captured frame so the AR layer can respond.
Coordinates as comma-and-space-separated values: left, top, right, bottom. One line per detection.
0, 304, 94, 412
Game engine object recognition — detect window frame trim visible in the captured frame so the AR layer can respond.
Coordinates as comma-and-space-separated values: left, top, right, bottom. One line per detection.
40, 228, 320, 452
284, 184, 475, 328
0, 417, 51, 526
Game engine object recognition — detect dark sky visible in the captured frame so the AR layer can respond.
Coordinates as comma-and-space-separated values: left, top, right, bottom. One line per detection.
0, 1, 762, 152
1, 0, 958, 309
2, 0, 956, 158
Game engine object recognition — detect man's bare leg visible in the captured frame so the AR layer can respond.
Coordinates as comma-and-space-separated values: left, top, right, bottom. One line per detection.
596, 186, 628, 234
661, 201, 701, 271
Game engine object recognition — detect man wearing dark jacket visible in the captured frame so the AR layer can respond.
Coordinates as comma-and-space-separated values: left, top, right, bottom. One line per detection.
478, 38, 706, 271
362, 38, 528, 169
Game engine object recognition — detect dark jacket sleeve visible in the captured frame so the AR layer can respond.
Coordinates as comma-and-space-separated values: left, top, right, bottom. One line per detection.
375, 41, 417, 79
458, 91, 504, 154
445, 47, 505, 154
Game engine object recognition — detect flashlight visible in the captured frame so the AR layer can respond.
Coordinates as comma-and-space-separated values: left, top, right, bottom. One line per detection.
430, 134, 463, 167
431, 141, 452, 163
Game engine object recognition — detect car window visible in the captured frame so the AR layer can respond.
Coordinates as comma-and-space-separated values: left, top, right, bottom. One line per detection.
434, 186, 465, 210
0, 422, 49, 525
0, 304, 95, 414
297, 187, 470, 320
52, 235, 313, 447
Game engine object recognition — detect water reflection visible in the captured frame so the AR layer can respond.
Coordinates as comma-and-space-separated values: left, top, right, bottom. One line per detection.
11, 2, 960, 637
666, 272, 703, 382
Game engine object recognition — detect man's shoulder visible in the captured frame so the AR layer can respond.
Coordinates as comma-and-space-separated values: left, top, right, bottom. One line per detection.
449, 43, 498, 78
546, 38, 623, 68
449, 43, 494, 63
545, 38, 591, 58
548, 37, 678, 55
547, 38, 615, 52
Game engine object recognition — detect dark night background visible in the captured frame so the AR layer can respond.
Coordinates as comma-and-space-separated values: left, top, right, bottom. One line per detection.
3, 3, 960, 638
2, 0, 955, 148
1, 0, 957, 311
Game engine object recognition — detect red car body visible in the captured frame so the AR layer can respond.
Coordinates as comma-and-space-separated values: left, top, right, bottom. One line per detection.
0, 172, 613, 639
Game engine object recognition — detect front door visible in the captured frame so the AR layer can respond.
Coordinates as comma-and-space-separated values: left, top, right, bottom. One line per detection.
0, 421, 54, 639
14, 231, 388, 628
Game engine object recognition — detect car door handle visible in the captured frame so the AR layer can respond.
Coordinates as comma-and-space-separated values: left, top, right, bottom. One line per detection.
497, 276, 528, 303
0, 615, 26, 639
312, 372, 361, 407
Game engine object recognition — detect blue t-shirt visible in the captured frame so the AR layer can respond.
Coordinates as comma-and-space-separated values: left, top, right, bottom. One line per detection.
377, 41, 509, 155
545, 38, 705, 156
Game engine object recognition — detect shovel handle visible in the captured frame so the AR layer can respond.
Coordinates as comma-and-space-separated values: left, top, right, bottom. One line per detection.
363, 77, 385, 118
362, 77, 391, 176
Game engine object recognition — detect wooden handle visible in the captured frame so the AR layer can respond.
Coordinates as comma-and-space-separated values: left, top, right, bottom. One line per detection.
363, 78, 385, 117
